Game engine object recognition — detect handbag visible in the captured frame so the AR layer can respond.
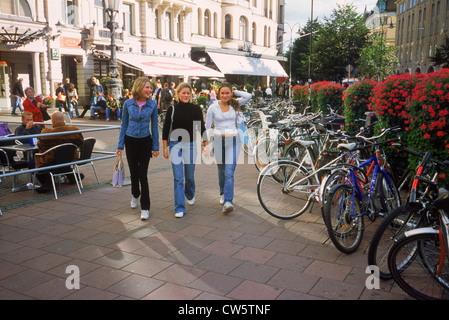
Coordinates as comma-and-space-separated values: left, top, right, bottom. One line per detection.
236, 112, 248, 145
40, 107, 50, 121
112, 154, 125, 188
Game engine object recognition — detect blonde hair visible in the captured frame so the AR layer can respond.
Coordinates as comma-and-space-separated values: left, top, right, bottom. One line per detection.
175, 82, 192, 102
131, 77, 151, 101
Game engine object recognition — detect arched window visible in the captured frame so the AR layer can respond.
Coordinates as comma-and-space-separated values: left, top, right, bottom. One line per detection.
225, 14, 232, 39
239, 16, 247, 41
155, 9, 159, 38
0, 0, 32, 17
198, 8, 203, 35
263, 25, 267, 46
204, 10, 211, 36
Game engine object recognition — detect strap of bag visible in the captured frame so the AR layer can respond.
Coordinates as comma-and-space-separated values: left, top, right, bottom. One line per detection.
169, 105, 175, 140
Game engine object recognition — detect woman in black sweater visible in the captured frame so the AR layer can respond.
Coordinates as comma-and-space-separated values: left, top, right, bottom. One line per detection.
162, 82, 208, 218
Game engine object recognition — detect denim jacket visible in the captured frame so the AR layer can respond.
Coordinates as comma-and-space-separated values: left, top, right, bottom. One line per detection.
117, 98, 159, 151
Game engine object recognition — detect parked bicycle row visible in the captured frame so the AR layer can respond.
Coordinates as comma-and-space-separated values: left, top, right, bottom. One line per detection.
240, 100, 449, 300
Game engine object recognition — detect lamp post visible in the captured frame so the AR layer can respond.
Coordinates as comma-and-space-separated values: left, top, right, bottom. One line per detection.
106, 0, 121, 99
377, 14, 394, 81
285, 22, 300, 99
308, 0, 313, 107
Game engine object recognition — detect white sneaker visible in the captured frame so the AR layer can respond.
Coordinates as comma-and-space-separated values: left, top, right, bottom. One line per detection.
106, 118, 110, 121
219, 194, 224, 205
222, 202, 234, 214
130, 196, 139, 209
186, 197, 195, 205
140, 210, 149, 220
175, 212, 185, 218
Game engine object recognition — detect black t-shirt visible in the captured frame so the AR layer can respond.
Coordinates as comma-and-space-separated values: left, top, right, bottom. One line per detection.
162, 102, 206, 142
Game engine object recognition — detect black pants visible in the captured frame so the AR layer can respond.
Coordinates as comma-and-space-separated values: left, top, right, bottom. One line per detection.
125, 135, 152, 210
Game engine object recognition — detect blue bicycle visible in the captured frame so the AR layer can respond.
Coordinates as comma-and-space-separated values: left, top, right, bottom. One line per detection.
323, 127, 402, 254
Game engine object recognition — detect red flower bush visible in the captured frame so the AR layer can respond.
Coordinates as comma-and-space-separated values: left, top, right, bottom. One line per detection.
343, 79, 378, 133
407, 68, 449, 187
314, 81, 344, 114
292, 84, 309, 104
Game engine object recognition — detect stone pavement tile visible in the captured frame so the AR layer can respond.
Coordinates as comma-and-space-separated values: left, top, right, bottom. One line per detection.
142, 282, 202, 300
360, 287, 411, 300
204, 228, 244, 243
82, 231, 127, 247
194, 254, 243, 274
67, 244, 114, 261
0, 260, 26, 280
163, 247, 210, 267
201, 240, 243, 257
108, 237, 148, 253
276, 289, 325, 300
46, 258, 102, 279
23, 277, 73, 300
232, 233, 274, 249
0, 268, 54, 292
92, 250, 142, 269
121, 256, 172, 277
59, 227, 101, 241
107, 274, 165, 299
264, 238, 307, 256
231, 246, 276, 265
267, 269, 320, 293
153, 264, 207, 286
299, 243, 342, 262
39, 223, 78, 237
15, 218, 57, 232
0, 239, 22, 254
42, 239, 87, 255
80, 265, 131, 290
0, 227, 41, 243
233, 220, 274, 236
229, 261, 279, 283
0, 287, 33, 300
195, 292, 231, 300
1, 246, 46, 264
227, 280, 282, 300
0, 214, 38, 227
22, 252, 72, 272
189, 271, 243, 296
178, 224, 216, 238
265, 252, 313, 273
308, 278, 365, 300
64, 285, 120, 300
262, 226, 298, 241
171, 235, 215, 251
303, 260, 352, 282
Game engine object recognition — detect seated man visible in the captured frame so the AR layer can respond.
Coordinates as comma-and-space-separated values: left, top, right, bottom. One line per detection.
35, 111, 84, 193
105, 94, 121, 121
89, 92, 106, 120
14, 111, 42, 168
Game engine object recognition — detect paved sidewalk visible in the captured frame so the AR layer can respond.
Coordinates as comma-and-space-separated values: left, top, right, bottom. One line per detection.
0, 112, 411, 300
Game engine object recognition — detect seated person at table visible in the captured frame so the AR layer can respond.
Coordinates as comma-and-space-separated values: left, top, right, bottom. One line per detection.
35, 111, 84, 193
14, 112, 42, 168
105, 94, 121, 121
89, 91, 106, 120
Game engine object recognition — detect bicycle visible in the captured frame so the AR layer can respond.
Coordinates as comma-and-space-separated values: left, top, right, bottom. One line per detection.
367, 148, 449, 280
322, 127, 402, 254
387, 190, 449, 299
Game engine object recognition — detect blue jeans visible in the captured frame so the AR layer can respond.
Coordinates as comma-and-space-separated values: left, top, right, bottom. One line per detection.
90, 106, 104, 117
69, 102, 80, 118
213, 135, 240, 204
12, 97, 23, 114
170, 140, 197, 213
106, 108, 121, 120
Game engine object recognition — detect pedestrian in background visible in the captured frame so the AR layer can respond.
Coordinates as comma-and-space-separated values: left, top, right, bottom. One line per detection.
205, 82, 251, 214
162, 82, 207, 218
67, 83, 80, 118
12, 78, 24, 115
116, 77, 159, 220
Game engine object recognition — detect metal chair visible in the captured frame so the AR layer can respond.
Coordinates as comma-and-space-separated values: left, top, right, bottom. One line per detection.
75, 137, 100, 188
0, 142, 29, 190
32, 143, 82, 199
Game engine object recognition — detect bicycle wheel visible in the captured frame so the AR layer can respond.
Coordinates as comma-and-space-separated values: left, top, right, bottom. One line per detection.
257, 160, 313, 219
375, 171, 401, 217
283, 141, 309, 164
388, 232, 449, 300
323, 184, 364, 254
242, 126, 259, 156
367, 203, 423, 280
253, 137, 282, 172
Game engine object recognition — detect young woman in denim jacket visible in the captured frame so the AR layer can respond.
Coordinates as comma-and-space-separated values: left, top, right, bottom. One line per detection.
116, 77, 159, 220
205, 82, 251, 214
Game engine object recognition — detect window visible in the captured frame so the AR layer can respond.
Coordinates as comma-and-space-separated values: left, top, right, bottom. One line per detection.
204, 10, 210, 36
178, 15, 183, 41
155, 9, 159, 38
94, 0, 106, 28
123, 3, 133, 35
225, 14, 231, 39
63, 0, 78, 26
239, 16, 248, 41
252, 22, 257, 44
164, 12, 172, 40
0, 0, 32, 17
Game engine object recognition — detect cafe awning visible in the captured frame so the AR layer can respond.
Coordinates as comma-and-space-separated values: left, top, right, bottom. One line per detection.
207, 51, 288, 78
114, 52, 224, 78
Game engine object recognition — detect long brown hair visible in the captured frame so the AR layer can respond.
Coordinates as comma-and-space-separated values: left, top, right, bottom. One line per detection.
217, 82, 239, 112
132, 77, 151, 101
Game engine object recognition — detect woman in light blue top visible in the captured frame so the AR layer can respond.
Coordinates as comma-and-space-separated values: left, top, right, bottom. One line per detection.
205, 82, 251, 214
116, 77, 159, 220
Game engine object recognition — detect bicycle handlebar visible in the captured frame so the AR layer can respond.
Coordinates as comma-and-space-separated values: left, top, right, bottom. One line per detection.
405, 148, 449, 167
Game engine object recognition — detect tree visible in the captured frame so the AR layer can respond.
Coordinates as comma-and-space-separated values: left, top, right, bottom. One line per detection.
357, 31, 398, 80
430, 35, 449, 68
310, 3, 369, 82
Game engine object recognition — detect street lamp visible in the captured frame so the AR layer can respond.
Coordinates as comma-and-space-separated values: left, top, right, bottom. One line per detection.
377, 15, 394, 81
106, 0, 122, 99
285, 22, 300, 99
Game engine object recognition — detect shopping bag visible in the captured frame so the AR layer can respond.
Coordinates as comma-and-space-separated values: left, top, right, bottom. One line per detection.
112, 154, 125, 188
236, 113, 248, 145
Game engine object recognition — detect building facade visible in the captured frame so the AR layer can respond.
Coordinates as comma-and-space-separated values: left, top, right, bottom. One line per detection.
395, 0, 449, 74
0, 0, 287, 111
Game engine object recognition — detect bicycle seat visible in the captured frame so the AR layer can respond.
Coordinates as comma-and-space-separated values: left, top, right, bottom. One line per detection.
297, 140, 315, 147
434, 189, 449, 210
337, 142, 357, 151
